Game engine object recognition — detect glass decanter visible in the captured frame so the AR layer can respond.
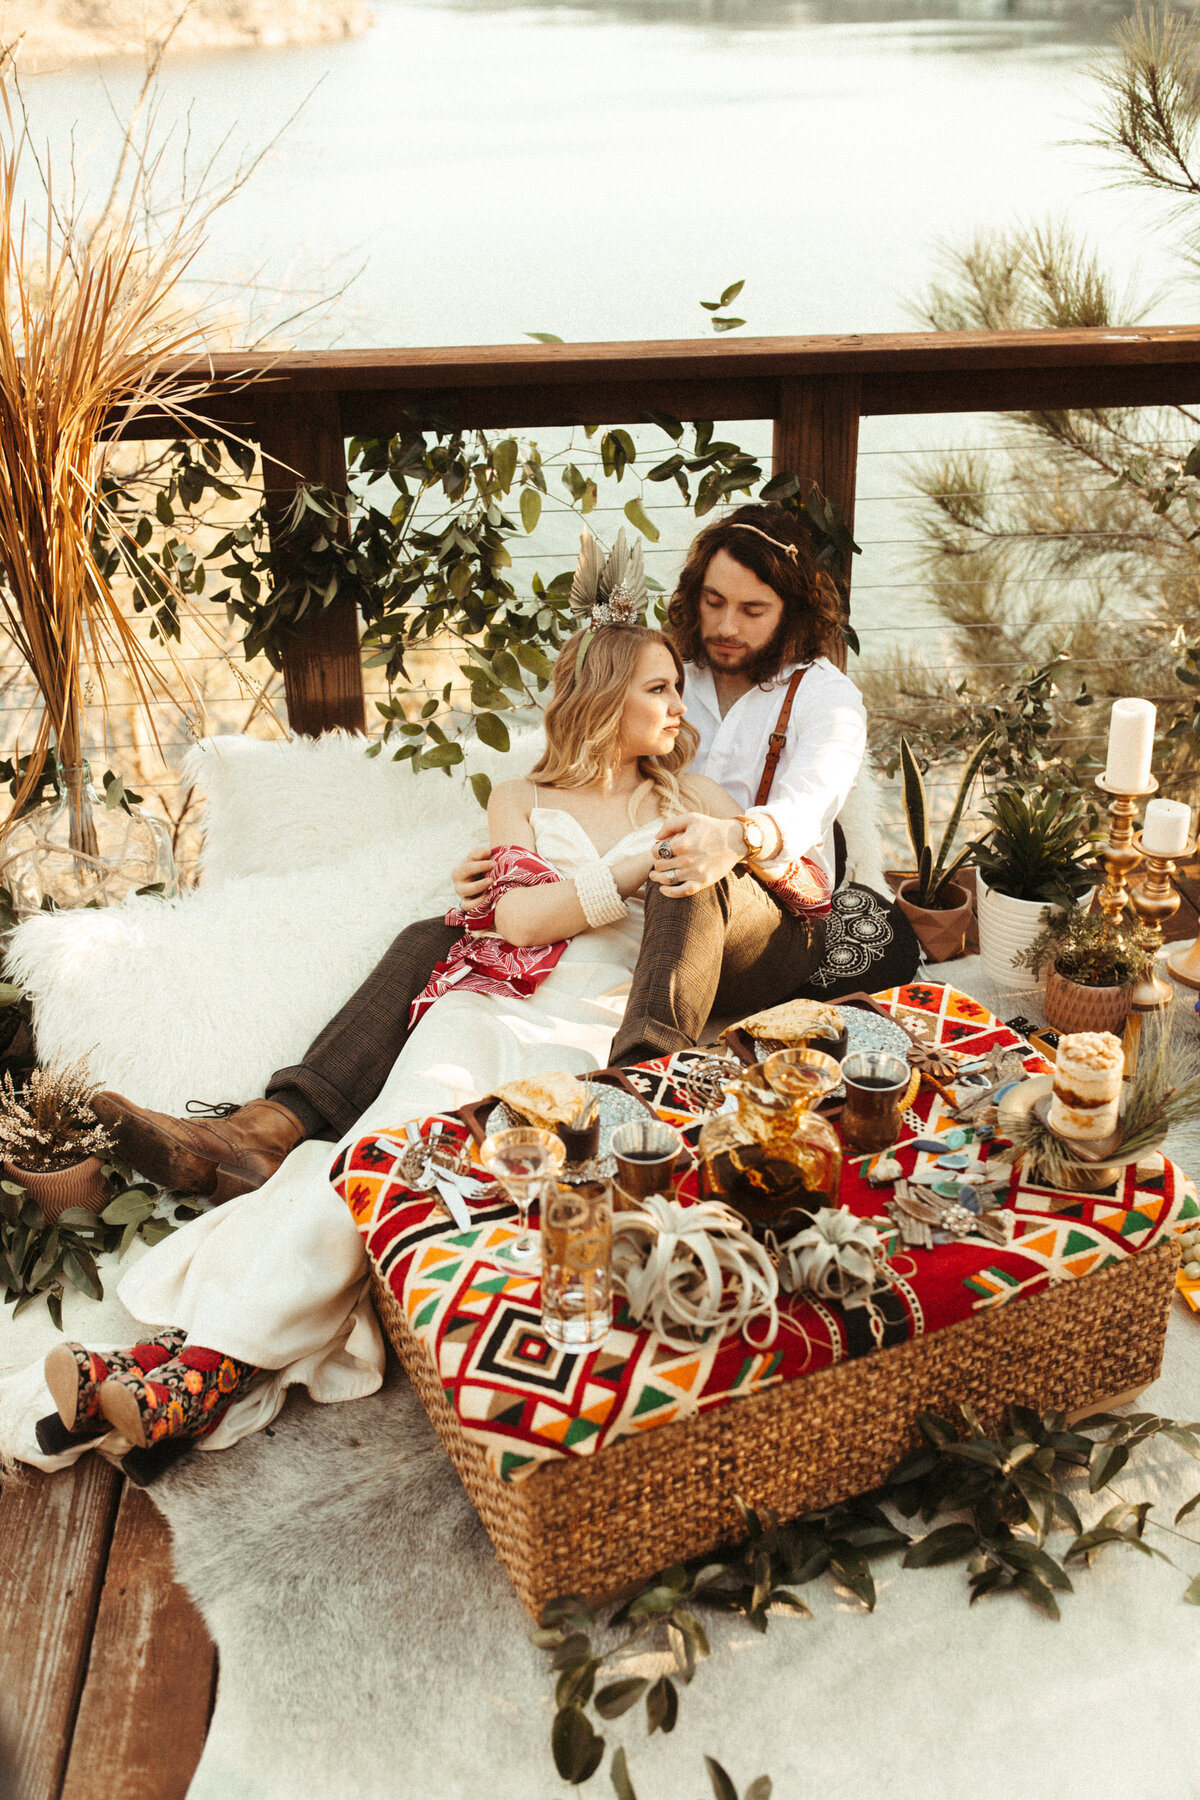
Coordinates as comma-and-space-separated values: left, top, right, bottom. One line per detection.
698, 1048, 842, 1239
0, 758, 176, 916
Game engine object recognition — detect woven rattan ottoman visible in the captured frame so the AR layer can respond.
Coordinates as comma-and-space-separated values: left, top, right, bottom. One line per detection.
371, 1244, 1177, 1617
336, 983, 1194, 1619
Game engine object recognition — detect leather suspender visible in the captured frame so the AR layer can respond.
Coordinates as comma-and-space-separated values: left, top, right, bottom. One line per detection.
753, 667, 807, 808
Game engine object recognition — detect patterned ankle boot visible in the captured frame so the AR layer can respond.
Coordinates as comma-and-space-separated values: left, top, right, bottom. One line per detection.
43, 1330, 188, 1435
98, 1346, 258, 1449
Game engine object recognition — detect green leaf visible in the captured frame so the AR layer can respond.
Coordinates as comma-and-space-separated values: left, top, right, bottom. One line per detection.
704, 1756, 738, 1800
0, 980, 22, 1007
902, 1523, 979, 1568
492, 438, 519, 492
474, 711, 510, 754
623, 497, 660, 543
100, 1189, 156, 1226
525, 331, 564, 344
1183, 1571, 1200, 1605
520, 487, 542, 534
63, 1247, 103, 1302
745, 1780, 773, 1800
719, 279, 745, 306
1089, 1441, 1130, 1492
594, 1678, 649, 1719
551, 1706, 603, 1784
542, 1594, 595, 1629
899, 738, 928, 871
1012, 1570, 1060, 1619
469, 772, 492, 811
645, 1674, 677, 1735
712, 317, 746, 332
1174, 1490, 1200, 1525
556, 1657, 598, 1709
549, 1631, 591, 1670
610, 1747, 638, 1800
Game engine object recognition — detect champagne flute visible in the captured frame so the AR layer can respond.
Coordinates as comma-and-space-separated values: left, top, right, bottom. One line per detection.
480, 1126, 565, 1264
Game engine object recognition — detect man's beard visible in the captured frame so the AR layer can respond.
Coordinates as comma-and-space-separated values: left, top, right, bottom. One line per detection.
699, 624, 789, 684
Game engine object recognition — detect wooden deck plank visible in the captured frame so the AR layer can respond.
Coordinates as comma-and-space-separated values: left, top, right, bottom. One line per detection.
59, 1483, 215, 1800
0, 1459, 122, 1800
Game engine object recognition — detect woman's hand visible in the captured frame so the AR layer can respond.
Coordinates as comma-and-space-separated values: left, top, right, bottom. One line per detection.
452, 845, 495, 911
649, 813, 745, 898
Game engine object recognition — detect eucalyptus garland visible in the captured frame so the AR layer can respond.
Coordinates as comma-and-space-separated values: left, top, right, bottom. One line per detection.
535, 1402, 1200, 1789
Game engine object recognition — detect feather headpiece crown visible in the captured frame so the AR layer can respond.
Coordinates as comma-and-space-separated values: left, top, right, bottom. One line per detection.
569, 527, 648, 629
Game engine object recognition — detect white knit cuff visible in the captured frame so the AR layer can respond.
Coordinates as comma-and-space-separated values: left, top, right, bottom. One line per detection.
574, 861, 629, 929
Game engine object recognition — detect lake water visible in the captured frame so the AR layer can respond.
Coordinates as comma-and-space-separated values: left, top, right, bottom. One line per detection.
26, 0, 1181, 347
19, 0, 1180, 781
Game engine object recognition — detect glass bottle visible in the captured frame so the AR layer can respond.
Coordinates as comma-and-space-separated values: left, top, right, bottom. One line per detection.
0, 757, 176, 916
698, 1049, 842, 1239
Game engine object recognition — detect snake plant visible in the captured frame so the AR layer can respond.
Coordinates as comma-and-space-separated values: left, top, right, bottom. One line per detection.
900, 732, 994, 909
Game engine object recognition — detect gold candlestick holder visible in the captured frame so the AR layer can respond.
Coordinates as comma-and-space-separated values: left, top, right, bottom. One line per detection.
1094, 775, 1157, 923
1128, 831, 1193, 1011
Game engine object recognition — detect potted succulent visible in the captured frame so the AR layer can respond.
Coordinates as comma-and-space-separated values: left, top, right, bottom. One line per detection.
0, 1059, 115, 1221
894, 732, 994, 961
972, 785, 1097, 992
1018, 901, 1153, 1035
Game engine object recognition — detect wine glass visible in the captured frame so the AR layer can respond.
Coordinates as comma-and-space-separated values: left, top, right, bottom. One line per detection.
479, 1126, 565, 1264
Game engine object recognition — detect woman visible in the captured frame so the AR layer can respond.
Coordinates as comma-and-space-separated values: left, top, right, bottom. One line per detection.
28, 623, 752, 1470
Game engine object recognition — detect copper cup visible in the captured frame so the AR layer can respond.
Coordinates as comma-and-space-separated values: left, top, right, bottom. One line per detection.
840, 1051, 911, 1153
610, 1118, 683, 1210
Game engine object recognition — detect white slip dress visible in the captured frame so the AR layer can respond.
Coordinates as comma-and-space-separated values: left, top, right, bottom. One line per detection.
7, 809, 661, 1465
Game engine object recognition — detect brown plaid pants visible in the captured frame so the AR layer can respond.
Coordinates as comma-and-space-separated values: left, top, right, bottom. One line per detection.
267, 874, 825, 1137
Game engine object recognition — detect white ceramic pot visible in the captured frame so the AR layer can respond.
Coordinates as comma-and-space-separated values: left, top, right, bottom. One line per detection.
974, 874, 1051, 994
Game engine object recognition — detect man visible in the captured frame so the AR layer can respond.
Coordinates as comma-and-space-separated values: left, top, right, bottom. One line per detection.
93, 503, 866, 1199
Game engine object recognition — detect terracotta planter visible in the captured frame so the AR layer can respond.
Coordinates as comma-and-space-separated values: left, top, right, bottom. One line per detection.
896, 878, 973, 963
2, 1154, 108, 1222
1043, 967, 1133, 1037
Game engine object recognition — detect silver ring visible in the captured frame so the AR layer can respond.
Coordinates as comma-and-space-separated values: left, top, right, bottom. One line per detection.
655, 839, 673, 860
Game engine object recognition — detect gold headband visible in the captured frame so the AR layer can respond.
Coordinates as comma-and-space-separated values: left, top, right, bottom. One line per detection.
728, 523, 800, 562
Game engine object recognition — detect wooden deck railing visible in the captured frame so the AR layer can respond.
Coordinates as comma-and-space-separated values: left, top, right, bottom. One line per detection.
118, 324, 1200, 735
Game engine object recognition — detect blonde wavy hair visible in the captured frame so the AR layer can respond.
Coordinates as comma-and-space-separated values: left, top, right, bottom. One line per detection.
529, 625, 701, 815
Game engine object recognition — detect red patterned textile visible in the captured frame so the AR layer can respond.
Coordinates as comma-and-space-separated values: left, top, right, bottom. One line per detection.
335, 983, 1198, 1483
409, 844, 568, 1026
755, 853, 832, 920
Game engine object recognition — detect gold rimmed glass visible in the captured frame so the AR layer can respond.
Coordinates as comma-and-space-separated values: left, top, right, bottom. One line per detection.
480, 1126, 566, 1264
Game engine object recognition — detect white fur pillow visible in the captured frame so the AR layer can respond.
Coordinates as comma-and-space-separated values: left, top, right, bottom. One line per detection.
184, 728, 540, 886
6, 848, 454, 1114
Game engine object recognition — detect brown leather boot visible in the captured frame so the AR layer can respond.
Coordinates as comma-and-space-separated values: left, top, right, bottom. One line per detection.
90, 1093, 307, 1203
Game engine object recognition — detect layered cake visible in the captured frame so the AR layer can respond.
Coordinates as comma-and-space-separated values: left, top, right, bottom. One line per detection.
1047, 1030, 1125, 1143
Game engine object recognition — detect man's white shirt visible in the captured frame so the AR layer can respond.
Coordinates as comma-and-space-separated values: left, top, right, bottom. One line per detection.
684, 657, 867, 889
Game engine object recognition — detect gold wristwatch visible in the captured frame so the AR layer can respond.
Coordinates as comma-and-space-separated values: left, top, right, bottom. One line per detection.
738, 814, 768, 864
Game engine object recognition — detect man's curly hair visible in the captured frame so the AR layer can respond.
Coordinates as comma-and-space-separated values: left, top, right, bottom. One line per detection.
666, 503, 847, 680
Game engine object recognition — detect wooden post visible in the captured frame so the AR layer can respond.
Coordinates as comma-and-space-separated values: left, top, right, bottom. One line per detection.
772, 372, 862, 570
255, 390, 366, 736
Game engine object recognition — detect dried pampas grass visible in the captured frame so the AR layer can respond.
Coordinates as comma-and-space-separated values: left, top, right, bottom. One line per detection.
0, 71, 245, 837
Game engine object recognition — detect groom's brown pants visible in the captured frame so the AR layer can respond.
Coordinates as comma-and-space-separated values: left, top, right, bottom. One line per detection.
267, 870, 827, 1138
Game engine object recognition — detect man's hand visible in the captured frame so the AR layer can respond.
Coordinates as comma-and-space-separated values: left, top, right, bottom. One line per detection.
452, 844, 494, 911
649, 814, 745, 898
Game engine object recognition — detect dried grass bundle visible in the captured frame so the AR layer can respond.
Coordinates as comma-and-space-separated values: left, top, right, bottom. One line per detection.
0, 74, 234, 840
0, 1055, 113, 1170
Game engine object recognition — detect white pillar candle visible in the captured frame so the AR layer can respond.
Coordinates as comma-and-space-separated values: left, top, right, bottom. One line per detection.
1104, 697, 1156, 790
1142, 797, 1192, 856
